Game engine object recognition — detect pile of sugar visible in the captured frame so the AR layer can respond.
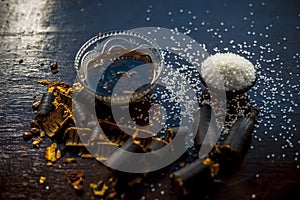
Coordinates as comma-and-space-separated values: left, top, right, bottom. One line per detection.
200, 52, 256, 91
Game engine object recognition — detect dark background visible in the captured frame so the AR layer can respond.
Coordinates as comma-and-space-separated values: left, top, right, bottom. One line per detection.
0, 0, 299, 199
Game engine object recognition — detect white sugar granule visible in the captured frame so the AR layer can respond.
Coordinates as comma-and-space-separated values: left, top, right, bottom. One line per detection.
200, 52, 256, 91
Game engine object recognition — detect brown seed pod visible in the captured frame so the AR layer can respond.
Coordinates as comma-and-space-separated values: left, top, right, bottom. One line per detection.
73, 184, 84, 191
50, 62, 58, 74
23, 131, 33, 140
220, 107, 260, 162
170, 158, 213, 196
117, 71, 126, 76
32, 101, 41, 111
63, 158, 77, 164
50, 61, 58, 70
30, 119, 40, 128
32, 137, 42, 147
35, 92, 55, 121
30, 127, 40, 136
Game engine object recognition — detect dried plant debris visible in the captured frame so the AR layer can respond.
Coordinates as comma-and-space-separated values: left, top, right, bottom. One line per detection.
30, 127, 40, 136
22, 74, 259, 198
20, 4, 300, 198
45, 143, 61, 164
32, 137, 42, 148
23, 131, 33, 140
50, 61, 58, 74
39, 176, 46, 184
63, 157, 78, 164
30, 119, 40, 128
170, 107, 260, 197
65, 170, 85, 192
90, 178, 118, 199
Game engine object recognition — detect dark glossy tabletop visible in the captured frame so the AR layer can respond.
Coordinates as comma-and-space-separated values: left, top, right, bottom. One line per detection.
0, 0, 299, 199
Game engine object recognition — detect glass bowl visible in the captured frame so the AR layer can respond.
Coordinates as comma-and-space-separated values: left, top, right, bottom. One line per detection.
74, 31, 163, 105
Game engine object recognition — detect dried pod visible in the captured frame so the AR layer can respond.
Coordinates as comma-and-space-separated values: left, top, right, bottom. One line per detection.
142, 126, 189, 170
144, 126, 189, 153
23, 131, 33, 140
220, 107, 260, 162
30, 127, 40, 136
40, 104, 72, 137
117, 71, 126, 76
194, 104, 211, 151
170, 158, 213, 196
50, 61, 58, 74
30, 119, 40, 128
66, 170, 85, 193
105, 137, 145, 170
50, 61, 58, 70
63, 158, 77, 164
32, 101, 40, 111
36, 92, 55, 121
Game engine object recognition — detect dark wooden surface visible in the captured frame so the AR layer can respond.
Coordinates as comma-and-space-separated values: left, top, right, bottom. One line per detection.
1, 0, 300, 199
